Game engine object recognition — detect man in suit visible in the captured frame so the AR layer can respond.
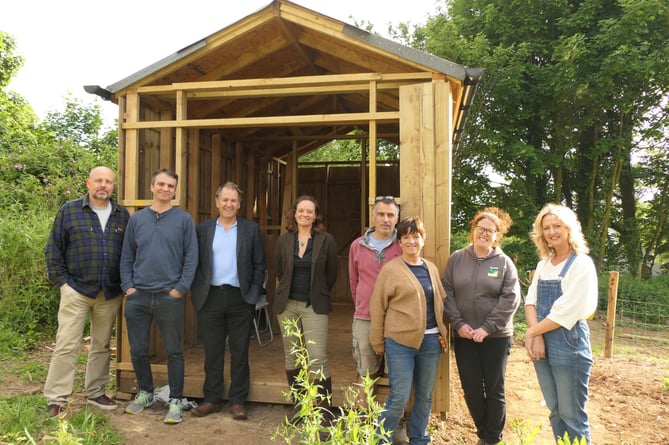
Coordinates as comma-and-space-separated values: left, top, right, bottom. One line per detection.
190, 182, 266, 420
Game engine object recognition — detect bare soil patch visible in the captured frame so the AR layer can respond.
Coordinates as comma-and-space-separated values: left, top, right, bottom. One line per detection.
2, 319, 668, 444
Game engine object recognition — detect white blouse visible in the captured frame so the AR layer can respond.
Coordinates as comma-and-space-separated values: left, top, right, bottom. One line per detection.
525, 254, 598, 329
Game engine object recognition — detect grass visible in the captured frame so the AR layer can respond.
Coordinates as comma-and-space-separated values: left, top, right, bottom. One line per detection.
0, 393, 124, 444
0, 342, 123, 445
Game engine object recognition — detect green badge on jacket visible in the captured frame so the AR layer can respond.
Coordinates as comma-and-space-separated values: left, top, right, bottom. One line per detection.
488, 266, 499, 278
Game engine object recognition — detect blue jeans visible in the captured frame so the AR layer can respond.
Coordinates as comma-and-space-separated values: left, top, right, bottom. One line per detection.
379, 335, 442, 445
124, 290, 185, 400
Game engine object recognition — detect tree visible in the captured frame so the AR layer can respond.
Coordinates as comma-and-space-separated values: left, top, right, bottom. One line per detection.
412, 0, 669, 272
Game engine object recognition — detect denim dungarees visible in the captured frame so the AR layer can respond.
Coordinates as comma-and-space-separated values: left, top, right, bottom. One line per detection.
533, 253, 592, 444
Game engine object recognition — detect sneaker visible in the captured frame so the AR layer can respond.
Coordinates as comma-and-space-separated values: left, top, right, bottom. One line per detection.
125, 390, 154, 414
164, 399, 183, 424
87, 394, 118, 410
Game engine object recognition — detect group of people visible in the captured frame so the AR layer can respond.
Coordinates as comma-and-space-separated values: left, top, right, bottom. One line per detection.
44, 165, 598, 444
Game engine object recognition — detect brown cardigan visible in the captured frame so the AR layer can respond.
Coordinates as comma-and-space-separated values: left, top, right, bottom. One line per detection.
273, 230, 338, 315
369, 256, 448, 353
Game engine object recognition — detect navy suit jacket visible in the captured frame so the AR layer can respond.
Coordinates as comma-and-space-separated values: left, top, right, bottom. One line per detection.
191, 216, 266, 311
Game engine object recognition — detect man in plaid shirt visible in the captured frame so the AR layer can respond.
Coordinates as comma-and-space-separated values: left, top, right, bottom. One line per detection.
44, 166, 129, 417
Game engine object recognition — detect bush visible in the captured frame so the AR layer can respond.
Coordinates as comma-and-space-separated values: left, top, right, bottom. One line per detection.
0, 208, 57, 347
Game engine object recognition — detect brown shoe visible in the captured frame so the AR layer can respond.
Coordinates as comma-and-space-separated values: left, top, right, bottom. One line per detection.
191, 401, 222, 417
87, 394, 118, 410
229, 403, 247, 420
47, 404, 64, 417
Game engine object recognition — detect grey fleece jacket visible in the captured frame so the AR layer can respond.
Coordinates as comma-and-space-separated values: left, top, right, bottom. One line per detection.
442, 245, 520, 338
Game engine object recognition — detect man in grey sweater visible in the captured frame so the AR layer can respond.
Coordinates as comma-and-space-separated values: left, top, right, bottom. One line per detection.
120, 168, 198, 424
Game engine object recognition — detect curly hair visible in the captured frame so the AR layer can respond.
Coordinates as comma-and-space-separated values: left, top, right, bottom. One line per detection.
467, 207, 513, 248
284, 195, 325, 233
530, 203, 590, 259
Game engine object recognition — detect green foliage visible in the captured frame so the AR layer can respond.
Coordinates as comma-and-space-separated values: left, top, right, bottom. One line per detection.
411, 0, 669, 274
0, 208, 58, 341
662, 376, 669, 392
0, 31, 24, 88
505, 419, 541, 445
0, 394, 124, 444
0, 78, 118, 345
556, 431, 587, 445
273, 317, 387, 444
300, 131, 398, 163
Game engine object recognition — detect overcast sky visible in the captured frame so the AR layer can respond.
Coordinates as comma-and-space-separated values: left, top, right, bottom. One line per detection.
2, 0, 441, 127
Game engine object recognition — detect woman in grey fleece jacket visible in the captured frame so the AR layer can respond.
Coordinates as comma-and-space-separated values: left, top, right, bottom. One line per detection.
442, 207, 521, 445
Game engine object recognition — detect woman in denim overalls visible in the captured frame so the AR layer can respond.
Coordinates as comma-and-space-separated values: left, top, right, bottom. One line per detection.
524, 204, 598, 444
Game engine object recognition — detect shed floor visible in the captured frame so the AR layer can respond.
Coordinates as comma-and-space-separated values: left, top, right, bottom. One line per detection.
117, 303, 370, 406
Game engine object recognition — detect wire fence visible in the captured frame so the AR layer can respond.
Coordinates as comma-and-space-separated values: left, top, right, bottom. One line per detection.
615, 300, 669, 343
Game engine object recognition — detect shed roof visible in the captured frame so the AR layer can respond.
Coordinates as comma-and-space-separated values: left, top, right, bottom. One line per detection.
87, 0, 481, 156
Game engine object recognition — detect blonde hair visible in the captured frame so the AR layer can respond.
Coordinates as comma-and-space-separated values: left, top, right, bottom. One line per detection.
467, 207, 512, 248
530, 203, 590, 259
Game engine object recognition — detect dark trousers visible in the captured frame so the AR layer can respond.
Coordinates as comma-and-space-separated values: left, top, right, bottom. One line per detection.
197, 285, 255, 405
453, 336, 512, 444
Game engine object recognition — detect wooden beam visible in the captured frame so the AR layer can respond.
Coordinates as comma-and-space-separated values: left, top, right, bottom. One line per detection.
123, 91, 140, 211
159, 109, 174, 169
137, 72, 433, 94
123, 111, 400, 130
210, 134, 222, 217
175, 90, 187, 205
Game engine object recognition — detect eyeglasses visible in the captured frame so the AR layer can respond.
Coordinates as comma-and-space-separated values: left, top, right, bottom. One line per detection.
475, 226, 497, 235
375, 196, 396, 203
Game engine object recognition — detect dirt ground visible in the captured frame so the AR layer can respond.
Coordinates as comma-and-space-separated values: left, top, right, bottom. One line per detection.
4, 318, 668, 445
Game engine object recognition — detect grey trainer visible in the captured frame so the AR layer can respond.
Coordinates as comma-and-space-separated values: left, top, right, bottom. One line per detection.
164, 398, 183, 424
125, 390, 154, 414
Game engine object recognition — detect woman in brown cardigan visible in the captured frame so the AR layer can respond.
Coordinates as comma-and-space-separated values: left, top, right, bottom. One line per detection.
274, 195, 338, 421
370, 216, 448, 444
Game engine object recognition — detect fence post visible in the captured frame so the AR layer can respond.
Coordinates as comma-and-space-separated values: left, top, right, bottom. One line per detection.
604, 271, 620, 358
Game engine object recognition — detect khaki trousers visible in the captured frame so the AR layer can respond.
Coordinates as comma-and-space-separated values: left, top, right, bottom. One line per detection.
44, 285, 121, 404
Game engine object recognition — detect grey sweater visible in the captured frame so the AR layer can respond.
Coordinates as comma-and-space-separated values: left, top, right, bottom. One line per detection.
442, 245, 520, 338
120, 206, 198, 296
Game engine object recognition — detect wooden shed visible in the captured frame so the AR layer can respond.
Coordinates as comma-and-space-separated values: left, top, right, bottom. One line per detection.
86, 0, 481, 415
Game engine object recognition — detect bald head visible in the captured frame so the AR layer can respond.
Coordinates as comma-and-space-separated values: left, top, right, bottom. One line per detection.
86, 166, 116, 206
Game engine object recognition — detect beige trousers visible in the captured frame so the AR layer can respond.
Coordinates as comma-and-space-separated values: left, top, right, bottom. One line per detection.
44, 284, 121, 404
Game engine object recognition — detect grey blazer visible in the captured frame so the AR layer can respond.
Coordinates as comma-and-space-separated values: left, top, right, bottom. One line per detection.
191, 216, 266, 311
273, 230, 338, 315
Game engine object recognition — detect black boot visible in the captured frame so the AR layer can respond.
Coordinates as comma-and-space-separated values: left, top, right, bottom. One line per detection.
285, 369, 302, 423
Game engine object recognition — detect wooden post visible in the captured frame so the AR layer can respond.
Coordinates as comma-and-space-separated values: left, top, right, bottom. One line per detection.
604, 271, 620, 358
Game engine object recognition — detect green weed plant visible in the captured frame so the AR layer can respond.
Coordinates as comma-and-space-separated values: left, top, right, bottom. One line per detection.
272, 317, 387, 444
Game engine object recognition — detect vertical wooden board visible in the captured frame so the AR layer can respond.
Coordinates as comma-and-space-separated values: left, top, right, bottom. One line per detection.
117, 96, 127, 201
245, 154, 256, 219
211, 134, 222, 218
187, 130, 200, 217
419, 82, 436, 263
399, 83, 451, 415
123, 92, 140, 206
175, 91, 187, 205
258, 158, 269, 226
399, 84, 422, 219
159, 109, 174, 170
434, 79, 453, 270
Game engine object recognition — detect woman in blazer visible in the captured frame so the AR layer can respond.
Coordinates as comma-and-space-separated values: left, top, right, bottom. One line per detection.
274, 195, 338, 422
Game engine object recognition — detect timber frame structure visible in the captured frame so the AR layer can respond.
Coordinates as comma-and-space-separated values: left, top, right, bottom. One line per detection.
87, 0, 481, 415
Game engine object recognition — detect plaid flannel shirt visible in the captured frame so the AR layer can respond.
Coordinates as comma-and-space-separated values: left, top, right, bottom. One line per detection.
45, 195, 130, 299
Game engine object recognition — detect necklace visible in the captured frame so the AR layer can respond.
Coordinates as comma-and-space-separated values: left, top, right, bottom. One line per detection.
300, 240, 305, 247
